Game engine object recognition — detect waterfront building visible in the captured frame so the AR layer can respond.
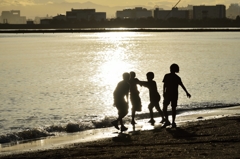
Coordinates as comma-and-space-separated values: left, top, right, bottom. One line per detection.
226, 3, 240, 19
116, 7, 152, 19
0, 10, 26, 24
53, 14, 66, 21
154, 7, 190, 20
66, 9, 106, 21
193, 5, 226, 19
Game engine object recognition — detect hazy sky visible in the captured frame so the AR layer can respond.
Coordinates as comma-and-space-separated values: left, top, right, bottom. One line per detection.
0, 0, 236, 7
0, 0, 238, 18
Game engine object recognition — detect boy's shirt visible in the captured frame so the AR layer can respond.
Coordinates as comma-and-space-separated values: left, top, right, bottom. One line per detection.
113, 80, 130, 100
162, 73, 182, 99
129, 78, 140, 94
141, 80, 160, 102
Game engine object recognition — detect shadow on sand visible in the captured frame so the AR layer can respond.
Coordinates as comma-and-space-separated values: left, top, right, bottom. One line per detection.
112, 133, 132, 142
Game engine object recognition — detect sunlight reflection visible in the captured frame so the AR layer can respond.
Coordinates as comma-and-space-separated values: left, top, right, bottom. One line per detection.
96, 32, 139, 87
96, 32, 138, 43
100, 56, 132, 87
93, 32, 137, 108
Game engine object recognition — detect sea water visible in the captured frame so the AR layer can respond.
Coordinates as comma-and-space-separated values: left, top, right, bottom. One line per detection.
0, 31, 240, 143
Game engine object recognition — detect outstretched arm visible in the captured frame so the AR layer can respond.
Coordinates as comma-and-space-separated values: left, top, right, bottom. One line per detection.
180, 82, 191, 98
137, 80, 148, 87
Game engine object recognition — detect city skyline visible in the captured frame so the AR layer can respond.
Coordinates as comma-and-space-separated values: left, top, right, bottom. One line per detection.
0, 0, 239, 19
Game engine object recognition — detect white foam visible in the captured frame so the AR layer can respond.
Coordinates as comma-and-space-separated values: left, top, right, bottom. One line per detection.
1, 106, 240, 156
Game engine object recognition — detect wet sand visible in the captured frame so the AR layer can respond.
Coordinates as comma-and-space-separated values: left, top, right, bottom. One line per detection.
0, 106, 240, 159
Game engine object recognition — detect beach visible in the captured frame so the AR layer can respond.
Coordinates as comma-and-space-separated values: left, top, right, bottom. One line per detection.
1, 32, 240, 158
0, 106, 240, 159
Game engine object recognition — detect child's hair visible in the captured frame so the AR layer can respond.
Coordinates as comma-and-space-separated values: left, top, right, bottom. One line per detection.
122, 72, 130, 80
170, 63, 179, 73
130, 71, 136, 78
146, 72, 154, 80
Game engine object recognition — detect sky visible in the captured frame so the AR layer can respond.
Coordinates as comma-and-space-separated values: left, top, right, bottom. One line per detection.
0, 0, 236, 7
0, 0, 238, 18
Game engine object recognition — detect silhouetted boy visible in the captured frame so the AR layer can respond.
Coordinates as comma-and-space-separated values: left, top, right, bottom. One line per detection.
112, 72, 130, 132
162, 64, 191, 128
139, 72, 165, 125
129, 71, 142, 125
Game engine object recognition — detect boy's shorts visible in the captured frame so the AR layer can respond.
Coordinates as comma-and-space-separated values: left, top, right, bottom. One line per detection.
148, 102, 161, 111
116, 100, 128, 117
163, 98, 178, 108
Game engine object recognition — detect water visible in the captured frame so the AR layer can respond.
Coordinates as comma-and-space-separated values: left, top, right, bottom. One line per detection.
0, 31, 240, 144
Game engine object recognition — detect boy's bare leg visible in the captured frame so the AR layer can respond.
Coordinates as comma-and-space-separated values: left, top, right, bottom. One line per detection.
148, 108, 154, 121
163, 104, 169, 122
119, 118, 128, 132
162, 104, 171, 127
131, 110, 137, 125
155, 103, 165, 123
172, 107, 177, 125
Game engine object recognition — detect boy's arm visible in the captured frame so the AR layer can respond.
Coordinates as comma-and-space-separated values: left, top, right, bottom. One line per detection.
163, 83, 166, 97
126, 92, 129, 104
179, 82, 191, 98
138, 81, 148, 87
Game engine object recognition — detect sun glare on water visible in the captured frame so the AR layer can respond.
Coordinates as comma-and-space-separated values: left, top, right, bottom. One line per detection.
96, 32, 138, 87
91, 32, 138, 107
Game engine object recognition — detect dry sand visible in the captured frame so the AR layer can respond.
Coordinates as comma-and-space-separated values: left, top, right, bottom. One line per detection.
0, 108, 240, 159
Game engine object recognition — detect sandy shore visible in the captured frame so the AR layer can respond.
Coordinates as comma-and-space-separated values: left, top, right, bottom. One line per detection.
1, 107, 240, 159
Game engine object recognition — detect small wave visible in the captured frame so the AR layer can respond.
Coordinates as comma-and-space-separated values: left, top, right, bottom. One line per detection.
0, 128, 54, 144
1, 102, 239, 144
177, 102, 240, 113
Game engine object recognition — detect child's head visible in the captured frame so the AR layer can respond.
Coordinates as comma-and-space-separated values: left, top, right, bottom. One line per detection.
170, 63, 179, 73
146, 72, 154, 81
122, 72, 130, 81
130, 71, 136, 79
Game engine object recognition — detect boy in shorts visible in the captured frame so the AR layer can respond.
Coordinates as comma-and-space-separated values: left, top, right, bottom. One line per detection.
162, 64, 191, 128
139, 72, 165, 125
112, 72, 130, 132
129, 71, 142, 125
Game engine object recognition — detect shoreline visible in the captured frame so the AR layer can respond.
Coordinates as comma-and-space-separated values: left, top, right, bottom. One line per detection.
1, 27, 240, 33
1, 106, 240, 158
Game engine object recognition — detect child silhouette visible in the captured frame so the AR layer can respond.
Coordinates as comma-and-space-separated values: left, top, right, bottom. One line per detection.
139, 72, 165, 125
162, 64, 191, 128
129, 71, 142, 125
112, 72, 130, 132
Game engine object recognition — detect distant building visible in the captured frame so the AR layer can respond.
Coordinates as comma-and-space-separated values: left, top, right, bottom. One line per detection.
0, 10, 26, 24
178, 5, 194, 19
116, 7, 152, 19
40, 19, 52, 25
154, 7, 190, 20
35, 16, 52, 24
66, 9, 106, 21
26, 20, 34, 25
53, 14, 66, 21
193, 5, 226, 19
178, 5, 194, 10
226, 3, 240, 19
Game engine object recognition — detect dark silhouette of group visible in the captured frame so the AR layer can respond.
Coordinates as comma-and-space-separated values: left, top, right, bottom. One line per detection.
112, 63, 191, 132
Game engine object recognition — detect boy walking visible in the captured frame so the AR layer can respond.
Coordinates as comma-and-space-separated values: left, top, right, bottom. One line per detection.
129, 71, 142, 125
162, 64, 191, 128
112, 72, 130, 132
139, 72, 165, 125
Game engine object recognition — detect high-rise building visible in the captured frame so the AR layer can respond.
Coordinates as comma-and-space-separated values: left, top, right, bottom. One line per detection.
66, 9, 106, 21
0, 10, 26, 24
193, 5, 226, 19
116, 7, 152, 19
154, 7, 190, 20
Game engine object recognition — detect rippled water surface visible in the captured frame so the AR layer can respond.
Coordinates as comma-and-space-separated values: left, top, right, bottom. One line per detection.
0, 32, 240, 141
